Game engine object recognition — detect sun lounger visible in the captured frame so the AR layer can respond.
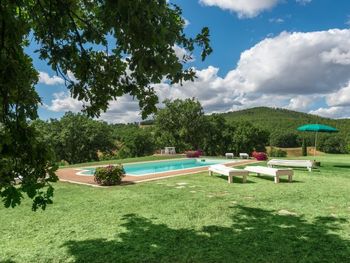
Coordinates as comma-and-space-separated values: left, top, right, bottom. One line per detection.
244, 166, 293, 183
225, 153, 234, 159
239, 153, 249, 159
267, 159, 315, 172
209, 164, 248, 183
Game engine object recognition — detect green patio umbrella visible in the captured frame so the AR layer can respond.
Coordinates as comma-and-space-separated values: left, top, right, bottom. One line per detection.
297, 124, 339, 156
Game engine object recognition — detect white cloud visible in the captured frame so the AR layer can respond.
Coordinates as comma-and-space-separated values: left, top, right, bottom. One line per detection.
296, 0, 312, 5
184, 18, 190, 27
38, 71, 64, 85
99, 96, 142, 123
66, 70, 79, 83
199, 0, 280, 18
326, 83, 350, 107
173, 45, 195, 62
320, 47, 350, 65
44, 92, 142, 123
309, 106, 350, 119
287, 96, 317, 111
159, 29, 350, 118
225, 29, 350, 95
269, 18, 284, 23
44, 92, 84, 112
154, 66, 243, 113
45, 29, 350, 121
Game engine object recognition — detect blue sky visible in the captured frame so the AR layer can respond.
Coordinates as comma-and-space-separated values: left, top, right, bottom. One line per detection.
30, 0, 350, 122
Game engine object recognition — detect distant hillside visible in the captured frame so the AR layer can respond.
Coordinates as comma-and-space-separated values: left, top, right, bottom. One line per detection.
221, 107, 350, 143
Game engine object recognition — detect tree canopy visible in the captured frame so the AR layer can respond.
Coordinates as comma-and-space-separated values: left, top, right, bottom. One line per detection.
0, 0, 211, 209
154, 98, 206, 152
154, 99, 269, 155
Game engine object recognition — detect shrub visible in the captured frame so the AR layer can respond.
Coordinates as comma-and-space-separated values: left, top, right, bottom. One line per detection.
270, 132, 299, 148
228, 121, 269, 156
186, 150, 202, 158
302, 139, 307, 156
252, 151, 268, 161
117, 128, 155, 158
94, 165, 125, 186
99, 152, 118, 161
268, 147, 287, 157
319, 136, 347, 154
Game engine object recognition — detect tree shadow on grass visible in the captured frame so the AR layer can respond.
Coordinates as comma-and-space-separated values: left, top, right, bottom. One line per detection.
254, 175, 303, 183
63, 206, 350, 263
333, 165, 350, 169
289, 167, 320, 173
214, 175, 256, 184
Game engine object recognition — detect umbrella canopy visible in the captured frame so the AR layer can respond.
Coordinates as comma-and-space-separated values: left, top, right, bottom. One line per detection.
297, 124, 339, 157
297, 124, 339, 133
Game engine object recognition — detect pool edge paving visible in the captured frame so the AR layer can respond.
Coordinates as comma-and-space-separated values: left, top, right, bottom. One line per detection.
56, 159, 259, 186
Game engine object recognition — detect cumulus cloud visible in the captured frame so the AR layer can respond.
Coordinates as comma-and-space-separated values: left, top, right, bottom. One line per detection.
287, 96, 317, 111
225, 29, 350, 95
173, 45, 195, 62
44, 92, 84, 112
44, 92, 142, 123
154, 66, 243, 113
199, 0, 280, 18
321, 48, 350, 65
38, 71, 64, 85
326, 82, 350, 107
45, 29, 350, 121
99, 96, 142, 123
309, 106, 350, 119
159, 29, 350, 118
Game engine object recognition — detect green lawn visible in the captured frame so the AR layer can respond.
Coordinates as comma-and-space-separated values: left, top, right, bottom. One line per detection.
1, 155, 350, 262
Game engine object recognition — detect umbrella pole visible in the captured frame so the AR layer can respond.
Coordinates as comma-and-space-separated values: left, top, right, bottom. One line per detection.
314, 131, 318, 157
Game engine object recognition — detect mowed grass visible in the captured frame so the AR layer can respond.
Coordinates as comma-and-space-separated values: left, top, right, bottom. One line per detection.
1, 155, 350, 262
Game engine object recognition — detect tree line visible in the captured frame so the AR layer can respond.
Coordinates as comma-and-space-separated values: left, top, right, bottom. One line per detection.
222, 107, 350, 154
32, 99, 270, 165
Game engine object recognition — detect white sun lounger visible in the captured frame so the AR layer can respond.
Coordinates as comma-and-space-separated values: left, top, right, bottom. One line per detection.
239, 153, 249, 159
225, 153, 234, 159
209, 164, 248, 183
244, 166, 293, 183
267, 159, 315, 172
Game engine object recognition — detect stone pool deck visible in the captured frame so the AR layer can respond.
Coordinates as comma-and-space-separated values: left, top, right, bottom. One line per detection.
56, 159, 258, 187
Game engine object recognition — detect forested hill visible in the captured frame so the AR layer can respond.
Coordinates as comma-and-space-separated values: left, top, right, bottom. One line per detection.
220, 107, 350, 136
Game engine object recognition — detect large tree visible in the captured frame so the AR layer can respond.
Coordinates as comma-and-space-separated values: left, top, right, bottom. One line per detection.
33, 113, 116, 164
0, 0, 211, 209
155, 98, 206, 152
227, 121, 269, 155
202, 114, 231, 156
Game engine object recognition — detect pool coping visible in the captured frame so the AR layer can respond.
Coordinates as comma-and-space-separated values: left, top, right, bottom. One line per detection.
74, 158, 237, 177
56, 159, 259, 187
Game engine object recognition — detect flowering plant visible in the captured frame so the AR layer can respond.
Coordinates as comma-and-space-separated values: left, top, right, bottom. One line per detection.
94, 164, 125, 185
186, 150, 202, 158
252, 151, 268, 161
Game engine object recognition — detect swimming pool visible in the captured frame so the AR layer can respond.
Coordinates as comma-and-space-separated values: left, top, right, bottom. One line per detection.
76, 158, 237, 176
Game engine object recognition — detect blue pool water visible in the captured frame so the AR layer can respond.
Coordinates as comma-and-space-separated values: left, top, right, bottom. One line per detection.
77, 158, 235, 176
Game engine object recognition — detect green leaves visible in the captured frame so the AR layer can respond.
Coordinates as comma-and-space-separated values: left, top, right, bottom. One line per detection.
31, 185, 55, 211
32, 112, 116, 164
1, 0, 211, 210
154, 98, 206, 152
29, 0, 212, 118
1, 186, 23, 208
